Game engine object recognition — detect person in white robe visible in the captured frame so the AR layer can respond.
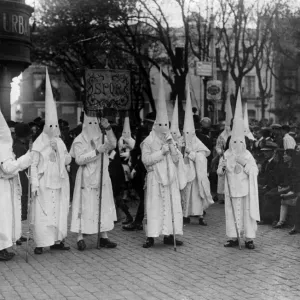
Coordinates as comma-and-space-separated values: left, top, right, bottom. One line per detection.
181, 82, 214, 226
70, 114, 117, 250
117, 113, 135, 224
170, 97, 187, 191
31, 68, 71, 255
141, 70, 184, 248
215, 97, 233, 204
217, 89, 260, 249
0, 109, 32, 261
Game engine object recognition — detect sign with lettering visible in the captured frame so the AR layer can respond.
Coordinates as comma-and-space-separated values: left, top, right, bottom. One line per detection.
195, 61, 212, 77
0, 12, 31, 41
85, 69, 131, 111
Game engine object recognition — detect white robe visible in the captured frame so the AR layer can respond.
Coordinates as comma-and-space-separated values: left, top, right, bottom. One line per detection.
141, 131, 183, 237
31, 133, 71, 247
217, 150, 260, 239
70, 130, 117, 234
0, 153, 32, 250
181, 137, 214, 217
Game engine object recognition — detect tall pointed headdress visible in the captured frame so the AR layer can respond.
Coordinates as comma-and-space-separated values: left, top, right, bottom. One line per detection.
243, 102, 255, 140
225, 96, 233, 127
43, 67, 60, 138
170, 96, 180, 141
152, 68, 169, 134
229, 89, 245, 153
0, 108, 13, 163
183, 80, 195, 145
122, 111, 131, 139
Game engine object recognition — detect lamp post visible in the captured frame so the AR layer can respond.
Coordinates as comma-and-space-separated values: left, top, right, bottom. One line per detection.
0, 0, 34, 119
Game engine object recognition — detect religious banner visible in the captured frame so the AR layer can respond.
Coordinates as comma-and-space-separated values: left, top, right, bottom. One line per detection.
85, 69, 131, 112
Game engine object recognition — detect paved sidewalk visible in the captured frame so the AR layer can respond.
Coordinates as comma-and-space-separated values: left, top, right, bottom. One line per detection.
1, 203, 300, 300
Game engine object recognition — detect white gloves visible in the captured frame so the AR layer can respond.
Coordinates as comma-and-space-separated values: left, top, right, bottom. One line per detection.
161, 144, 170, 155
236, 156, 247, 167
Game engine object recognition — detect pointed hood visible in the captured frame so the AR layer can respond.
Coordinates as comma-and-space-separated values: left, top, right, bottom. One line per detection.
152, 68, 169, 135
229, 89, 246, 154
183, 80, 195, 146
43, 68, 60, 138
225, 97, 233, 127
82, 113, 102, 142
220, 97, 233, 141
170, 96, 181, 141
0, 108, 13, 163
243, 102, 255, 141
122, 112, 131, 139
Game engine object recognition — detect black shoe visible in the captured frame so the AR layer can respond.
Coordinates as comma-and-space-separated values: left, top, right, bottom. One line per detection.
34, 247, 43, 255
289, 227, 298, 235
224, 240, 239, 247
199, 218, 207, 226
122, 222, 143, 231
77, 239, 86, 251
163, 235, 183, 246
2, 249, 15, 258
0, 250, 13, 261
273, 222, 285, 229
219, 200, 225, 204
257, 220, 265, 225
245, 240, 255, 249
99, 238, 117, 248
183, 217, 190, 224
143, 237, 154, 248
19, 236, 28, 242
122, 216, 133, 225
50, 242, 70, 250
16, 239, 22, 246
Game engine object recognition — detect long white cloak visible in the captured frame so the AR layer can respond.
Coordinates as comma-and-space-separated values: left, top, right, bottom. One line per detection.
0, 153, 32, 250
70, 131, 117, 234
141, 131, 183, 238
31, 133, 71, 247
181, 137, 214, 217
217, 150, 260, 239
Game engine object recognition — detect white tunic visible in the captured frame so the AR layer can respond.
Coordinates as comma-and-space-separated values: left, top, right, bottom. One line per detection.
31, 133, 71, 247
0, 153, 32, 250
142, 131, 183, 237
181, 137, 214, 217
217, 150, 260, 239
70, 130, 117, 234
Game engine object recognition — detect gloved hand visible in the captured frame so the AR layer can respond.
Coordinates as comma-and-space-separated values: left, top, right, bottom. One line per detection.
220, 159, 227, 171
236, 156, 247, 166
50, 140, 58, 151
120, 152, 130, 160
185, 147, 191, 155
130, 169, 136, 179
161, 144, 170, 155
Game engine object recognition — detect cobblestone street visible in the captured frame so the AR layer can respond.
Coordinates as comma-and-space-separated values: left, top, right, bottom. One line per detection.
1, 203, 300, 300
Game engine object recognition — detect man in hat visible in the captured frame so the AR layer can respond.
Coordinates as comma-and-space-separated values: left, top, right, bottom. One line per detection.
31, 68, 71, 255
217, 90, 260, 249
13, 123, 32, 245
281, 125, 296, 150
271, 124, 283, 148
141, 70, 184, 248
181, 83, 214, 226
70, 113, 118, 250
0, 110, 32, 261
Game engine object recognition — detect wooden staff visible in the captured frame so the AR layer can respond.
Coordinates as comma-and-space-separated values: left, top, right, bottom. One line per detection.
26, 139, 33, 262
96, 111, 105, 249
222, 151, 242, 250
165, 137, 176, 251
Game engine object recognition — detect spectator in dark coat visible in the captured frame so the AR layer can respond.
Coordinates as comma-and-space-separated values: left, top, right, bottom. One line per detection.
13, 123, 32, 244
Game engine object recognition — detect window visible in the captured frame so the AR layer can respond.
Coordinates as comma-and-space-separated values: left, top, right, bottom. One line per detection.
244, 76, 256, 98
248, 109, 256, 119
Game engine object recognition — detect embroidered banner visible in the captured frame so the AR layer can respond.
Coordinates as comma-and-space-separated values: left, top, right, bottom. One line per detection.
85, 69, 131, 112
